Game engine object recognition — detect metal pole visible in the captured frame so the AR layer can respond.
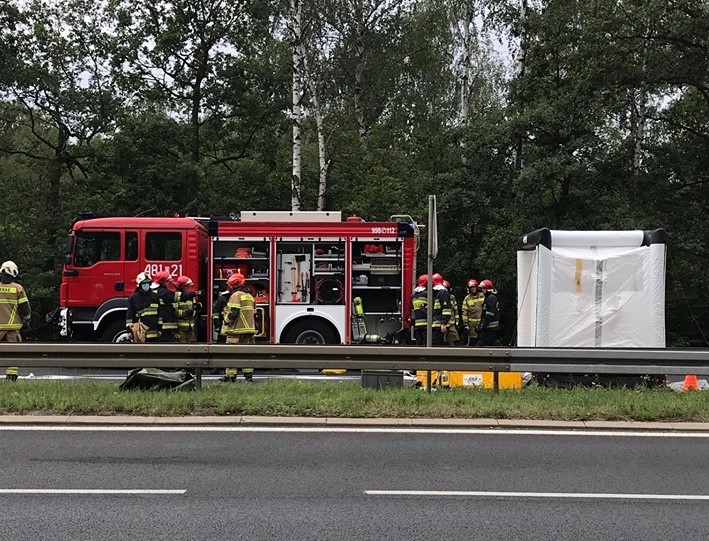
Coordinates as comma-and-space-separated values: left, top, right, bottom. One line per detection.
426, 195, 436, 393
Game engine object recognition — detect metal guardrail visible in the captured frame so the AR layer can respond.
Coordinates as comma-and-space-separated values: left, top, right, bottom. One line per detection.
1, 344, 707, 375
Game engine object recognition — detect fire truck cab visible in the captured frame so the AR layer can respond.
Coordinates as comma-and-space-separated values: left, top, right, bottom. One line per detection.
57, 215, 208, 341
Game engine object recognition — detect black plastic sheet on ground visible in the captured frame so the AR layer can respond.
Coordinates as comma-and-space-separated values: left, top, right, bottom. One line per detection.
119, 368, 196, 391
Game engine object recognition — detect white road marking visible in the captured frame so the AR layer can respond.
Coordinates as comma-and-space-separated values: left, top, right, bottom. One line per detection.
0, 426, 707, 437
365, 490, 709, 501
0, 489, 185, 495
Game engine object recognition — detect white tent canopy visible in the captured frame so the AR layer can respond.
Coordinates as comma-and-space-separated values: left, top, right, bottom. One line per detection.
516, 229, 666, 348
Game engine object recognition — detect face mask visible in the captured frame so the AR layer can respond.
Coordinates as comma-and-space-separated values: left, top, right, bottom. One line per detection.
141, 283, 151, 292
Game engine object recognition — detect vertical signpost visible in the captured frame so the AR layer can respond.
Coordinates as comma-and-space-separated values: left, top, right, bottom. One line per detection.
426, 195, 438, 392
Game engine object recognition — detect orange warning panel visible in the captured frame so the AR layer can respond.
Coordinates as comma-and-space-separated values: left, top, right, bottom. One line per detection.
416, 370, 523, 389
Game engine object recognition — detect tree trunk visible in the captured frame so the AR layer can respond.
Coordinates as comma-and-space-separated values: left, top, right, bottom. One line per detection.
514, 0, 528, 172
313, 85, 329, 211
633, 85, 647, 176
291, 0, 304, 212
458, 1, 474, 126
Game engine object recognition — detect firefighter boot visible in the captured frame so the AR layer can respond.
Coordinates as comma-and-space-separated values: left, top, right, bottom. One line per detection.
220, 368, 237, 383
243, 369, 254, 383
5, 367, 18, 382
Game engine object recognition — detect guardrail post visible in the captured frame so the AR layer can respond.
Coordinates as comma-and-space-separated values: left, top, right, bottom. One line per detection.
195, 368, 202, 389
493, 371, 499, 394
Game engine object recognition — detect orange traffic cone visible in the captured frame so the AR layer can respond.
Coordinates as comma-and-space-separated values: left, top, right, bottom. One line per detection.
682, 374, 700, 391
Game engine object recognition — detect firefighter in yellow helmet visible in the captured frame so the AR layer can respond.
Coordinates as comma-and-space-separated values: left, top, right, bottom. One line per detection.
221, 273, 255, 382
0, 261, 31, 381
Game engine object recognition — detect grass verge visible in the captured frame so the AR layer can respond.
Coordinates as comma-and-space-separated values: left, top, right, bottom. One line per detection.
0, 380, 708, 421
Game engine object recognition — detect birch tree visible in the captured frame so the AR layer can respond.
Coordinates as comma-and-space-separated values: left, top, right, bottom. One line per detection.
288, 0, 305, 211
322, 0, 414, 145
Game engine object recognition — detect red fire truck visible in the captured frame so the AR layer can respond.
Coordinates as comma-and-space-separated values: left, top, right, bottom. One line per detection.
54, 211, 420, 345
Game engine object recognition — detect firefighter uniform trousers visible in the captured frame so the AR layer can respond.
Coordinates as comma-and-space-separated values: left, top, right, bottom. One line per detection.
223, 287, 256, 381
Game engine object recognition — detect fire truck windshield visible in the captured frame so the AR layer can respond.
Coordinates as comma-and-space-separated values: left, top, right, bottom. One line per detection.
72, 231, 120, 267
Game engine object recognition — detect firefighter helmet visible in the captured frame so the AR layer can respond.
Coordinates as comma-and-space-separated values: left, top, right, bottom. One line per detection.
417, 274, 428, 287
136, 272, 151, 285
480, 279, 495, 291
227, 272, 245, 290
152, 270, 172, 286
467, 279, 478, 290
0, 261, 18, 278
432, 273, 444, 287
175, 275, 193, 289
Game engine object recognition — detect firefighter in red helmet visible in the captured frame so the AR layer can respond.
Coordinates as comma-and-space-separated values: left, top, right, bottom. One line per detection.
476, 279, 500, 347
221, 273, 255, 382
410, 274, 429, 345
173, 275, 199, 343
462, 279, 484, 346
151, 271, 179, 342
443, 280, 461, 346
431, 273, 451, 346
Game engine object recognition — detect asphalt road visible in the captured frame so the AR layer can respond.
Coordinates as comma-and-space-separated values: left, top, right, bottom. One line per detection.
1, 427, 707, 540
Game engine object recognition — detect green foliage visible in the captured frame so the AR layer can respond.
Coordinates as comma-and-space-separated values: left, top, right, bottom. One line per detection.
0, 0, 706, 344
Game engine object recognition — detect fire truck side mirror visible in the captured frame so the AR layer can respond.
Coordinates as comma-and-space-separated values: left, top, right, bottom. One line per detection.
64, 255, 72, 265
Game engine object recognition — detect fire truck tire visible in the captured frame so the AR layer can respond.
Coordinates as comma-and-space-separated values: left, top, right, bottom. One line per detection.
101, 320, 131, 343
282, 319, 339, 345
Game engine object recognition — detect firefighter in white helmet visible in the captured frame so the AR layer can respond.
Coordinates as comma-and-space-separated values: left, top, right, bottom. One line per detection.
0, 261, 31, 381
125, 272, 159, 342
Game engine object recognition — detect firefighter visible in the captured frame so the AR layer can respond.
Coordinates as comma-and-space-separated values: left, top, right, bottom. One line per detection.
151, 271, 179, 342
212, 287, 231, 344
431, 273, 451, 346
461, 279, 484, 346
475, 279, 500, 347
0, 261, 31, 381
221, 272, 255, 382
410, 274, 428, 345
443, 280, 461, 346
173, 275, 199, 343
126, 272, 159, 342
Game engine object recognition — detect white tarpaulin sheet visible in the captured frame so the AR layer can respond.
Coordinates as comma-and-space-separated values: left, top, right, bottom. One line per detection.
517, 230, 666, 348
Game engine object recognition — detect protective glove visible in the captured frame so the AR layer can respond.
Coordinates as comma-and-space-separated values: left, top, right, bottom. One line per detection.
22, 321, 31, 332
464, 325, 470, 333
195, 290, 204, 297
475, 324, 483, 333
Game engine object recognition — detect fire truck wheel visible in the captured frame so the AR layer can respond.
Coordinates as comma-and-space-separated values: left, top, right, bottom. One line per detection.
282, 319, 338, 345
101, 320, 131, 343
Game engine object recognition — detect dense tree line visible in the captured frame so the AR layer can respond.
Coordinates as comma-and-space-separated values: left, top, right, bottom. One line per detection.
0, 0, 707, 345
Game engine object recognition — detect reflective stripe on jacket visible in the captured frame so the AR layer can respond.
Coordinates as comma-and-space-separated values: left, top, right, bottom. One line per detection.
174, 294, 195, 330
432, 286, 451, 326
461, 294, 484, 326
0, 283, 30, 331
223, 288, 256, 335
126, 291, 159, 339
410, 287, 428, 328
